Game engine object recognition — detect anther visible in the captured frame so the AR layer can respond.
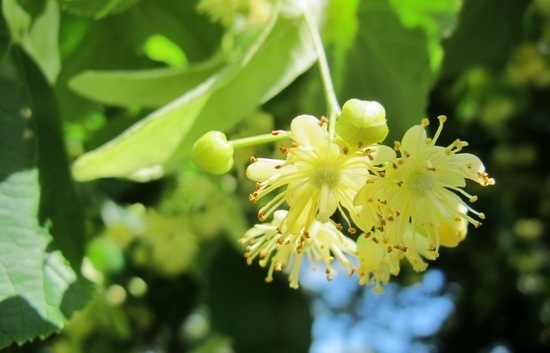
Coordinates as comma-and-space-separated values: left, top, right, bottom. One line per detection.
394, 141, 401, 150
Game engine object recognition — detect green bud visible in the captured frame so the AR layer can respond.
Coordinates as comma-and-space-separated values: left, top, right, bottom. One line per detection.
335, 99, 389, 147
191, 131, 234, 174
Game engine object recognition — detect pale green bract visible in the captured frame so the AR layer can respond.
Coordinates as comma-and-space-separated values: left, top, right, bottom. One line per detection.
71, 1, 319, 182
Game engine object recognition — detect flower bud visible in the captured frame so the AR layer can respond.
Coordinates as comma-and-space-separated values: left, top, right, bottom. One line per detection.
438, 216, 468, 248
335, 99, 389, 147
191, 131, 234, 174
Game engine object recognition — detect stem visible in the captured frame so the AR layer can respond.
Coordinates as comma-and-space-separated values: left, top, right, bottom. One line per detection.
230, 131, 290, 150
303, 5, 341, 139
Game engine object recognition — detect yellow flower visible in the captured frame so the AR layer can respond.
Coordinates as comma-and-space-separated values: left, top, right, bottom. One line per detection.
355, 116, 495, 258
356, 231, 401, 293
240, 210, 357, 288
356, 225, 438, 292
247, 114, 394, 236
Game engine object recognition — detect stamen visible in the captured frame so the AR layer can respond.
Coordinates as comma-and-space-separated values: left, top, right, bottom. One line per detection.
317, 183, 332, 222
394, 141, 401, 150
431, 116, 446, 144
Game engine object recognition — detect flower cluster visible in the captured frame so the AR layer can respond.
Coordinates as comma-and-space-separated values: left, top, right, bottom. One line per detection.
239, 101, 494, 290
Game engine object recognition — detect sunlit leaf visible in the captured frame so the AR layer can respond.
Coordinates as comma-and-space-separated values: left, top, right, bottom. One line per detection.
68, 56, 225, 108
0, 50, 92, 349
72, 3, 318, 181
388, 0, 462, 70
55, 0, 223, 123
144, 34, 188, 67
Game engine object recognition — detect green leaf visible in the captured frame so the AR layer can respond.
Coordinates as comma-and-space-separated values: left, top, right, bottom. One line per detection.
68, 56, 225, 108
59, 0, 142, 18
388, 0, 462, 70
0, 49, 92, 349
2, 0, 60, 84
143, 34, 188, 67
323, 0, 360, 92
55, 0, 223, 123
340, 0, 435, 141
71, 3, 318, 181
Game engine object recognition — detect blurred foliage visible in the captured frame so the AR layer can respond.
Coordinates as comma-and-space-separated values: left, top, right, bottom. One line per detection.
0, 0, 549, 352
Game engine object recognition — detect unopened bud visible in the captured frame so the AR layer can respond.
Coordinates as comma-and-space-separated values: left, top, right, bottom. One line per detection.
335, 99, 389, 147
191, 131, 234, 174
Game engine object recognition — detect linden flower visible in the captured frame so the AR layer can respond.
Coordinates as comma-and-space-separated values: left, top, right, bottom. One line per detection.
356, 231, 401, 293
355, 116, 495, 256
247, 114, 394, 236
356, 225, 438, 292
240, 210, 357, 288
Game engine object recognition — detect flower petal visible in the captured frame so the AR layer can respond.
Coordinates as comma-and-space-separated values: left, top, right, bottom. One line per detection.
291, 115, 327, 150
401, 124, 427, 156
246, 158, 287, 181
370, 145, 397, 164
